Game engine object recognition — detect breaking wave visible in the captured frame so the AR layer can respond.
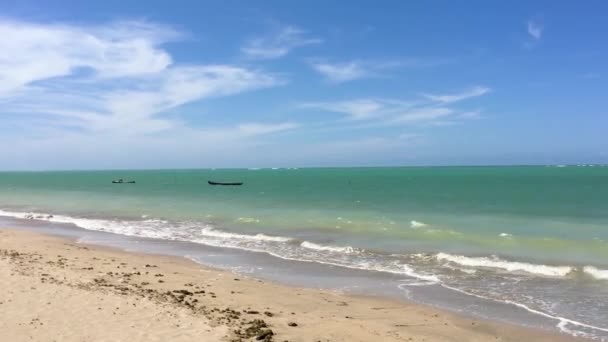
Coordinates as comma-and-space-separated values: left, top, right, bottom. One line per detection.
436, 253, 573, 277
410, 220, 428, 228
584, 266, 608, 280
300, 241, 357, 254
200, 226, 291, 242
0, 208, 439, 284
3, 207, 608, 339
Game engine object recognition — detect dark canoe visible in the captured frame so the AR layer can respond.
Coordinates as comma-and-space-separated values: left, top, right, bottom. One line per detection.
208, 181, 243, 186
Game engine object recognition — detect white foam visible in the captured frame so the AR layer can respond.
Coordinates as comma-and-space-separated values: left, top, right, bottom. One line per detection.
0, 209, 290, 245
0, 209, 177, 240
584, 266, 608, 280
440, 283, 608, 338
436, 253, 573, 277
410, 220, 428, 228
300, 241, 357, 254
1, 208, 444, 285
200, 226, 291, 242
499, 232, 512, 238
401, 264, 441, 283
236, 217, 260, 223
193, 235, 440, 283
441, 263, 477, 274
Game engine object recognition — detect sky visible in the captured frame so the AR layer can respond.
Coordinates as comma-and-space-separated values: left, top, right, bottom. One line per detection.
0, 0, 607, 170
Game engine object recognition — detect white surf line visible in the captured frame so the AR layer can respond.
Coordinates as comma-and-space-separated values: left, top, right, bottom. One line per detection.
5, 207, 605, 338
440, 283, 608, 338
1, 208, 439, 281
214, 243, 439, 281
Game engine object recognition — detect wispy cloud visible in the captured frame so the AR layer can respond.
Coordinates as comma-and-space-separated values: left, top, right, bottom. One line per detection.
0, 20, 176, 96
241, 25, 322, 59
311, 61, 371, 83
235, 122, 298, 136
421, 86, 491, 103
311, 58, 451, 83
301, 99, 388, 120
527, 20, 543, 41
391, 107, 453, 123
459, 110, 482, 119
0, 19, 285, 137
301, 99, 443, 124
300, 86, 490, 126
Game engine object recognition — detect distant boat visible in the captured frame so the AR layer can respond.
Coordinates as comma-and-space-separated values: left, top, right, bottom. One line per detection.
208, 181, 243, 186
112, 179, 136, 184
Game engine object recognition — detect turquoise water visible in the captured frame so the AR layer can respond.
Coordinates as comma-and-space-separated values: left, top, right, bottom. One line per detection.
1, 166, 607, 263
1, 166, 608, 339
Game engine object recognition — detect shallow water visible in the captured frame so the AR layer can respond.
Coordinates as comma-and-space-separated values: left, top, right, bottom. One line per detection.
1, 166, 607, 340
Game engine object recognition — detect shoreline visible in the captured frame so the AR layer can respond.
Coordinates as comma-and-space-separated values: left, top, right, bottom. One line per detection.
0, 227, 579, 342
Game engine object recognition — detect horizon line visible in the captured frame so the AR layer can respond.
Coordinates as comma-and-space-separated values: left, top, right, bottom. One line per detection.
0, 163, 606, 173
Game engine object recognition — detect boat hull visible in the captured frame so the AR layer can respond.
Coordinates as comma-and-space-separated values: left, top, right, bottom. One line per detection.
208, 181, 243, 186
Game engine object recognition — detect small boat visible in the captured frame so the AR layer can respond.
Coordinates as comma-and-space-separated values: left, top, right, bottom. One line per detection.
208, 181, 243, 186
112, 179, 136, 184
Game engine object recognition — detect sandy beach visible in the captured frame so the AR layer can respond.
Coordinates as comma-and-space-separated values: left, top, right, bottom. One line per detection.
0, 228, 580, 342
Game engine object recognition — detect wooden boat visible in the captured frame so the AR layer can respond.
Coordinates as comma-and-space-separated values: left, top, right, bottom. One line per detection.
208, 181, 243, 186
112, 179, 136, 184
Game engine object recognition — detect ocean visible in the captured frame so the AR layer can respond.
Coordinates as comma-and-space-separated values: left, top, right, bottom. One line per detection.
1, 166, 607, 339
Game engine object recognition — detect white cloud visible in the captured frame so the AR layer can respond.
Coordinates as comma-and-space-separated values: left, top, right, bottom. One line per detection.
459, 110, 482, 119
527, 20, 543, 41
421, 86, 491, 103
241, 26, 322, 59
310, 58, 449, 83
392, 107, 453, 123
0, 18, 304, 171
303, 99, 450, 125
0, 20, 177, 96
235, 122, 298, 136
300, 86, 490, 126
0, 19, 284, 137
0, 121, 298, 170
302, 99, 386, 120
311, 61, 371, 83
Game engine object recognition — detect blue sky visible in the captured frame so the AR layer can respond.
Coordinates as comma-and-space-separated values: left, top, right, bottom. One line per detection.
0, 0, 607, 170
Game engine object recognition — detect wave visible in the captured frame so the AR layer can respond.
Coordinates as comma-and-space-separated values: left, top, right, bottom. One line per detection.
584, 266, 608, 280
436, 253, 573, 277
499, 232, 512, 238
200, 226, 291, 242
3, 208, 607, 340
440, 283, 608, 339
410, 220, 428, 228
400, 265, 441, 284
236, 217, 261, 224
0, 208, 440, 283
300, 241, 357, 254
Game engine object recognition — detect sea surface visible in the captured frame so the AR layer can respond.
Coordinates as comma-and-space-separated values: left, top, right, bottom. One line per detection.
1, 166, 607, 340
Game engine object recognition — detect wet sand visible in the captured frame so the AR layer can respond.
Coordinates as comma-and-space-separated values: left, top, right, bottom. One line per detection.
0, 228, 579, 342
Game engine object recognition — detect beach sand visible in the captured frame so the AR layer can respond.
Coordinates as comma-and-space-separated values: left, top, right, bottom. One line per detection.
0, 228, 578, 342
